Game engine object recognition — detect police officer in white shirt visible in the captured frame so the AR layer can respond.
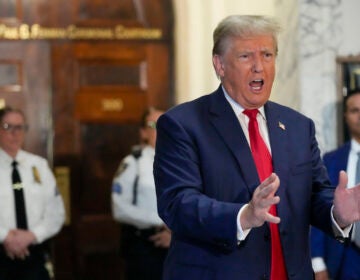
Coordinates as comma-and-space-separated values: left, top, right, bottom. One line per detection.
0, 107, 65, 280
112, 108, 170, 280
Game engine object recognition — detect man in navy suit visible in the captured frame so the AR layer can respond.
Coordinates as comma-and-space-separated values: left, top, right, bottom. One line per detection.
311, 90, 360, 280
154, 15, 360, 280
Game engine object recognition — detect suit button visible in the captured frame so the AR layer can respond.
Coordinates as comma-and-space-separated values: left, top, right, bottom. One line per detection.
215, 239, 230, 248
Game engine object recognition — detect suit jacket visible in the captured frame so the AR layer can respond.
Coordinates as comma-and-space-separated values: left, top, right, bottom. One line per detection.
311, 142, 360, 279
154, 86, 335, 280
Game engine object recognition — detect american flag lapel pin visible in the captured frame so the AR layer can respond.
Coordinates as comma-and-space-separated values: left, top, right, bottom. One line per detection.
278, 121, 286, 131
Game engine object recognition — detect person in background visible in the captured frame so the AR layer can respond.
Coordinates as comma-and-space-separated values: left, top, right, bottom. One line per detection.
0, 106, 65, 280
153, 15, 360, 280
111, 107, 170, 280
311, 89, 360, 280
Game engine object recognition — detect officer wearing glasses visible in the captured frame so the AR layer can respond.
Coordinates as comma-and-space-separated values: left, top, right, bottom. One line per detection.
111, 107, 170, 280
0, 106, 65, 280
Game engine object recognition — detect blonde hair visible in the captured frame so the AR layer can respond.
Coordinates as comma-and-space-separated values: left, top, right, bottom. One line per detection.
212, 15, 281, 56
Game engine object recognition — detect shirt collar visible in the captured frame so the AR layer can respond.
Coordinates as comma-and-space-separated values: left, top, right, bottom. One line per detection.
0, 148, 24, 165
222, 85, 266, 120
351, 139, 360, 153
142, 145, 155, 156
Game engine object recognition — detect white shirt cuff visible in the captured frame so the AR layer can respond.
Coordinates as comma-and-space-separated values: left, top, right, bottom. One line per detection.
237, 204, 251, 241
312, 257, 327, 273
331, 205, 352, 238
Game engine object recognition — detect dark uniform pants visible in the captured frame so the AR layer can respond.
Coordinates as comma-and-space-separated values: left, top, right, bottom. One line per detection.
122, 225, 168, 280
0, 245, 50, 280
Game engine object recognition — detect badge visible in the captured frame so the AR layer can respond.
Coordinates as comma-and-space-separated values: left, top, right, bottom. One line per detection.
32, 166, 41, 183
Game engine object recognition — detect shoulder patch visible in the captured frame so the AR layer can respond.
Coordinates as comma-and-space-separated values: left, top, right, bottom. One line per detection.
54, 186, 61, 196
112, 182, 122, 194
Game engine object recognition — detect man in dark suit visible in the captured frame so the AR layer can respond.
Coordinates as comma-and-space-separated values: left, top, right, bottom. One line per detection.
311, 90, 360, 280
153, 15, 360, 280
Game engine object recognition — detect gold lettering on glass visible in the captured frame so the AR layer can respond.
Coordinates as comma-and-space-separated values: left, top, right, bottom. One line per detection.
0, 24, 162, 40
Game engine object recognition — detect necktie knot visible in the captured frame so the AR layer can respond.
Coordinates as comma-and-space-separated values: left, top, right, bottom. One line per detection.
12, 160, 18, 168
243, 109, 259, 120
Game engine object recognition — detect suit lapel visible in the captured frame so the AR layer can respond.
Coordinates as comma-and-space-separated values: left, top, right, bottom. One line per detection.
264, 102, 290, 222
329, 143, 350, 184
265, 102, 290, 180
338, 143, 350, 171
208, 87, 260, 194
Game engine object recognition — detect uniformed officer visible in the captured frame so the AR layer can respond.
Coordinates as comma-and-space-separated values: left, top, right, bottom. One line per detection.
0, 107, 65, 280
111, 108, 170, 280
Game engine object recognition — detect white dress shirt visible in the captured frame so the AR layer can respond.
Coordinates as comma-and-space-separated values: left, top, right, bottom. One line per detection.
0, 148, 65, 243
111, 145, 164, 229
346, 139, 360, 188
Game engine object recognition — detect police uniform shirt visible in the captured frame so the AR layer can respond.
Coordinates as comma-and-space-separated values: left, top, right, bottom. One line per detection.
0, 148, 65, 243
111, 145, 164, 229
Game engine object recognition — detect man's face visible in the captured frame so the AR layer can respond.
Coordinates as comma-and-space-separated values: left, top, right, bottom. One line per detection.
0, 111, 26, 157
213, 35, 276, 109
345, 93, 360, 141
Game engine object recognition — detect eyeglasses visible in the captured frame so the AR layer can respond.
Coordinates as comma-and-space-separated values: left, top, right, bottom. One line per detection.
146, 121, 157, 129
1, 123, 28, 133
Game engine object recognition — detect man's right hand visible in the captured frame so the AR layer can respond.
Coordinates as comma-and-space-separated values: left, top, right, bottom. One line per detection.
240, 173, 281, 231
149, 226, 171, 248
3, 229, 32, 260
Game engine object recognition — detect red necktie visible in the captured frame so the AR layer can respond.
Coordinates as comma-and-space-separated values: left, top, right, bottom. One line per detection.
243, 109, 287, 280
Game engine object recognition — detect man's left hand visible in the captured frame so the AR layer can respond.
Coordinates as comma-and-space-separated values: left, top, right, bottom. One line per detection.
333, 170, 360, 228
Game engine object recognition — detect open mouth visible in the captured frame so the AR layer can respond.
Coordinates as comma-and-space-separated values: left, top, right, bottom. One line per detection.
249, 79, 264, 91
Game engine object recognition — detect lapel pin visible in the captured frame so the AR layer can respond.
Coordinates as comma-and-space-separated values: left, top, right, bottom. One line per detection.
278, 121, 286, 130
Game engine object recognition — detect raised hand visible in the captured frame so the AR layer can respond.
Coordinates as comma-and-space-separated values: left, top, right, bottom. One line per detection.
240, 173, 281, 230
333, 170, 360, 228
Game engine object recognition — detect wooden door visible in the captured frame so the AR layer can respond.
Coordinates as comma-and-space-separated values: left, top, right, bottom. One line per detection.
52, 41, 172, 279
